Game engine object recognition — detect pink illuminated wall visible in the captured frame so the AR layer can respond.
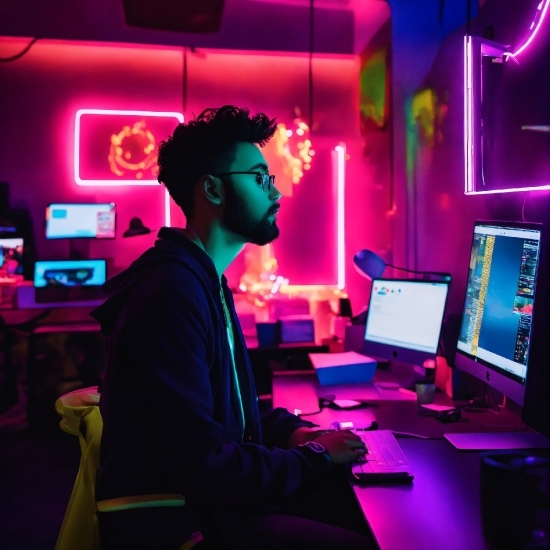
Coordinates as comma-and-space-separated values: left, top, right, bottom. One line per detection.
0, 38, 183, 270
0, 38, 390, 311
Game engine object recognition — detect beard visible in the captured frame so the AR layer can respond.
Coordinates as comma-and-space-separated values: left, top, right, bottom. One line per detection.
222, 180, 280, 246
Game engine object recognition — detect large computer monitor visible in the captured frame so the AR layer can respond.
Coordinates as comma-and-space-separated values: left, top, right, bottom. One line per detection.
455, 221, 542, 406
363, 278, 450, 366
46, 203, 116, 239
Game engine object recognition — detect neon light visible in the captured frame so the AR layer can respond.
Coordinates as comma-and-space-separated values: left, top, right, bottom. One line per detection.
74, 109, 184, 186
164, 187, 171, 227
335, 144, 346, 290
465, 184, 550, 195
508, 0, 549, 58
280, 143, 346, 292
464, 37, 549, 195
464, 36, 474, 194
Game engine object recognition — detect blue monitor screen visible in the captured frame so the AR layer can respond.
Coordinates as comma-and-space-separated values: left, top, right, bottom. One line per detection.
34, 260, 107, 288
456, 223, 541, 385
46, 203, 116, 239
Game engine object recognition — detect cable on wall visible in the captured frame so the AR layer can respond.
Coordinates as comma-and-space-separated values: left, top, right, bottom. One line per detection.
0, 37, 39, 63
182, 47, 188, 115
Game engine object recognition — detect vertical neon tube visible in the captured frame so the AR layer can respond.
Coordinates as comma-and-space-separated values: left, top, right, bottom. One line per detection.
335, 144, 346, 290
164, 187, 171, 227
464, 36, 474, 194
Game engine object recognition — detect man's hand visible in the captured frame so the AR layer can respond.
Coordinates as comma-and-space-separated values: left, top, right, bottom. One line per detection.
286, 427, 325, 448
314, 430, 366, 464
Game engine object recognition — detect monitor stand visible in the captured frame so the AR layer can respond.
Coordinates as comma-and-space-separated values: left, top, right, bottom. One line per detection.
444, 431, 550, 451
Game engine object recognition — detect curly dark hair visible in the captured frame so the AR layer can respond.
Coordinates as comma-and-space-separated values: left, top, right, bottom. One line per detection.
157, 105, 277, 219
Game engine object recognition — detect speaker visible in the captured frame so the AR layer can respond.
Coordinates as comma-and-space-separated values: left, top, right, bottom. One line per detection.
122, 0, 226, 33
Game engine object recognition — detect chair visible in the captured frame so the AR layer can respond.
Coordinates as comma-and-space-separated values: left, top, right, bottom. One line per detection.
54, 387, 202, 550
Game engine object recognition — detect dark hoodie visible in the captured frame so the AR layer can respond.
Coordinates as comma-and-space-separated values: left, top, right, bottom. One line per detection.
91, 228, 331, 522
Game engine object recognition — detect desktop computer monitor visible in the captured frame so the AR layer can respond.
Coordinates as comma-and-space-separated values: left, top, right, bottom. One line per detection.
455, 221, 542, 406
0, 237, 24, 276
363, 278, 450, 366
34, 259, 107, 288
46, 203, 116, 239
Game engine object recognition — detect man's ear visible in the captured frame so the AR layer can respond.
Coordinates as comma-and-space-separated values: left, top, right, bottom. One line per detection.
198, 175, 223, 207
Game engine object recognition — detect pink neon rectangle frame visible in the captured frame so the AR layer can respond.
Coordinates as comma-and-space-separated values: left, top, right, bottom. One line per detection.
281, 143, 346, 291
74, 108, 184, 187
463, 36, 550, 195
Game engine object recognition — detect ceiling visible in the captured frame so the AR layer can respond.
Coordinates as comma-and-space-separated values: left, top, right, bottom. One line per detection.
0, 0, 390, 55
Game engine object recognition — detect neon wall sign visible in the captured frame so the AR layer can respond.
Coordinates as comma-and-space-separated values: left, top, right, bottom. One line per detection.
74, 109, 184, 186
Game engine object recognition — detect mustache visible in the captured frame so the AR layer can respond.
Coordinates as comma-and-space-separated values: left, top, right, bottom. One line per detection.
268, 203, 280, 215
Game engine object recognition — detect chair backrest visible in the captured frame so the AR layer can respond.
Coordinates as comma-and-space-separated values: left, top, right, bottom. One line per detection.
54, 387, 199, 550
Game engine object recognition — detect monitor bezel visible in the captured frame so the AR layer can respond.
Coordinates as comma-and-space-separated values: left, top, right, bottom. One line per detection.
45, 202, 117, 240
363, 277, 450, 366
454, 220, 543, 406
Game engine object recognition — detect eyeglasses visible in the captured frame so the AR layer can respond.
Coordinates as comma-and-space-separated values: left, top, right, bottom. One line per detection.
213, 171, 275, 192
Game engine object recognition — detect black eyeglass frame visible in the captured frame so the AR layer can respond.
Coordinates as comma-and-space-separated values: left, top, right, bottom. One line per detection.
212, 171, 275, 192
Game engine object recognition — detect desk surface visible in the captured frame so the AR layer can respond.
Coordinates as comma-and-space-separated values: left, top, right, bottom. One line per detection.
272, 369, 527, 550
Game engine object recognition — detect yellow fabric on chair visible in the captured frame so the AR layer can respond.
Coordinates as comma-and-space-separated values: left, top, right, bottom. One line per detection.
55, 386, 103, 550
54, 387, 202, 550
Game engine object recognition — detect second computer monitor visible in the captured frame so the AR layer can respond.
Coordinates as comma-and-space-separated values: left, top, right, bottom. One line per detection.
363, 278, 449, 366
46, 203, 116, 239
455, 221, 542, 406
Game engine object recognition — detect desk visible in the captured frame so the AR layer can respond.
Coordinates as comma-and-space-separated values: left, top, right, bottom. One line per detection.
272, 369, 528, 550
0, 306, 101, 427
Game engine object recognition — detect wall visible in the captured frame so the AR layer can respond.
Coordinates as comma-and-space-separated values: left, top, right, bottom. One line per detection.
0, 0, 354, 54
387, 0, 550, 428
392, 0, 550, 314
0, 37, 390, 313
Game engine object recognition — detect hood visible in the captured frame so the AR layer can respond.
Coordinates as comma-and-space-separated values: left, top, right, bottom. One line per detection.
90, 228, 220, 336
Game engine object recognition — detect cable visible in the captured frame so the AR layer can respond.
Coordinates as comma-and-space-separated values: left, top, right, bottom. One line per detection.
393, 431, 443, 440
182, 47, 188, 116
0, 38, 39, 63
521, 192, 529, 222
308, 0, 314, 129
298, 408, 322, 417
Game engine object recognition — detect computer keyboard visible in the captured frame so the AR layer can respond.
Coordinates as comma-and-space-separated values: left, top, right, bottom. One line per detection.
353, 430, 409, 472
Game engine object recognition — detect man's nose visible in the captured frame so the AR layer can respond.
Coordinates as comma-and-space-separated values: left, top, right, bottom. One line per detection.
270, 184, 282, 201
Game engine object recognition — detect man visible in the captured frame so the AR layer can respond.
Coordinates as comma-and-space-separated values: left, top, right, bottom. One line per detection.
92, 106, 372, 549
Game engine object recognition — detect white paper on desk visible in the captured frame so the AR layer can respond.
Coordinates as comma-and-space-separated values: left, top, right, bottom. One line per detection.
421, 404, 457, 412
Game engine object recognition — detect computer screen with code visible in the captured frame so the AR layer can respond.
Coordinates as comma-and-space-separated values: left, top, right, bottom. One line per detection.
455, 222, 541, 405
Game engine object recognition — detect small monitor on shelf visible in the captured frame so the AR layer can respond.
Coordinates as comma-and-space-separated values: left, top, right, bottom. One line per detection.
0, 237, 24, 276
455, 221, 542, 407
46, 203, 116, 239
363, 278, 450, 367
33, 259, 107, 303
